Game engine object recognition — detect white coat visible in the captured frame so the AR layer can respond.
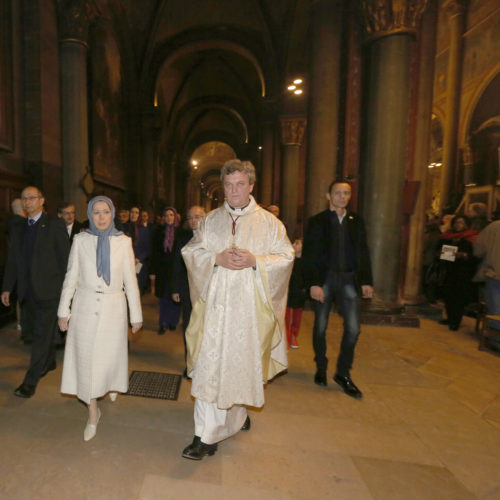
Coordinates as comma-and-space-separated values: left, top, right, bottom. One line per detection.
58, 232, 142, 404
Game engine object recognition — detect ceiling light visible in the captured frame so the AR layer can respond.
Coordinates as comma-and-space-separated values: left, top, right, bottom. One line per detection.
287, 85, 296, 91
192, 160, 198, 166
258, 146, 263, 150
294, 89, 303, 95
293, 79, 302, 84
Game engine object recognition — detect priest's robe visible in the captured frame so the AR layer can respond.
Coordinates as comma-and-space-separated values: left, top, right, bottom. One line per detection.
182, 196, 294, 411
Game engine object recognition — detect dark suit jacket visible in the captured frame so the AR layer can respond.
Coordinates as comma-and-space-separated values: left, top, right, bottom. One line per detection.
2, 213, 70, 302
302, 209, 373, 290
171, 228, 193, 300
68, 220, 83, 245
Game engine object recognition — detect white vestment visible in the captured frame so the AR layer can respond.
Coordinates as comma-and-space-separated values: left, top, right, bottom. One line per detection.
182, 196, 293, 442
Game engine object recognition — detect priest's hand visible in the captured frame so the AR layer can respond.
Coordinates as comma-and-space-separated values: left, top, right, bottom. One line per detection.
216, 248, 256, 270
361, 285, 373, 298
131, 322, 143, 333
58, 317, 69, 331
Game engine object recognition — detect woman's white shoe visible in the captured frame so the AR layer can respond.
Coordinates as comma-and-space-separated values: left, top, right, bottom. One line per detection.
84, 408, 101, 441
109, 392, 117, 402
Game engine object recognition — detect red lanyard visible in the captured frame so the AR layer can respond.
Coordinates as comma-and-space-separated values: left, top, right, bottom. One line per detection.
229, 214, 240, 236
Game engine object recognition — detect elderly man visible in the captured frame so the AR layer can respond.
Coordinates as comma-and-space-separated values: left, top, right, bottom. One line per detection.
474, 217, 500, 335
172, 205, 206, 377
2, 186, 70, 397
57, 202, 82, 245
181, 159, 294, 460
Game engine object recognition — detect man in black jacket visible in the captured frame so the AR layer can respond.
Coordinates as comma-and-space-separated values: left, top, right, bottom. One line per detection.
171, 205, 205, 376
302, 180, 373, 399
1, 186, 70, 398
57, 201, 83, 245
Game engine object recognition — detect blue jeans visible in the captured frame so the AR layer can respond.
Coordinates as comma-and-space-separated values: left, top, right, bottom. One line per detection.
485, 277, 500, 330
312, 272, 360, 376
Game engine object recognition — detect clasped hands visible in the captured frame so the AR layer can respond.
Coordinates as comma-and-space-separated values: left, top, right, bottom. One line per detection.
58, 317, 143, 334
216, 247, 256, 270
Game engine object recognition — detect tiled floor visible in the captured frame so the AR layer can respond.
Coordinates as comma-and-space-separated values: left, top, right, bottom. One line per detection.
1, 295, 499, 500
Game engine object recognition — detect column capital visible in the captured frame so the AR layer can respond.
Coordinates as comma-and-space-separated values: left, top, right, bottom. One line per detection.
361, 0, 429, 41
57, 0, 99, 45
280, 117, 306, 146
443, 0, 468, 18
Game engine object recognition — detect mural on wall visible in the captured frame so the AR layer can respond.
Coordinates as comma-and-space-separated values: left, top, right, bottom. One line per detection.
91, 24, 124, 188
463, 14, 500, 89
0, 0, 13, 152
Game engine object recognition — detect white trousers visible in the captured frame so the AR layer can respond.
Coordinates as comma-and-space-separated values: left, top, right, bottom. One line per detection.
194, 398, 247, 445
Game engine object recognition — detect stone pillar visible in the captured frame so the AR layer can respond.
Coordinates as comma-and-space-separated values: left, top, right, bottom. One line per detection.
439, 0, 467, 212
141, 108, 161, 212
360, 0, 428, 303
280, 117, 306, 239
306, 0, 343, 220
58, 0, 96, 220
403, 1, 438, 303
260, 120, 275, 207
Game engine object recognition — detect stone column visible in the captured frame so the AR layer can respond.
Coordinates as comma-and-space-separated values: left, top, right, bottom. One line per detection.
403, 1, 438, 303
58, 0, 96, 220
306, 0, 343, 220
439, 0, 467, 212
360, 0, 428, 303
141, 108, 161, 212
280, 117, 306, 239
260, 120, 275, 207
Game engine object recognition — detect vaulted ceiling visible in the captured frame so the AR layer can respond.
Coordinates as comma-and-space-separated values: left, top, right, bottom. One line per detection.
92, 0, 313, 198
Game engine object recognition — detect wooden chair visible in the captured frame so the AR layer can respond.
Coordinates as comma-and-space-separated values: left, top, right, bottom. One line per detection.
479, 314, 500, 350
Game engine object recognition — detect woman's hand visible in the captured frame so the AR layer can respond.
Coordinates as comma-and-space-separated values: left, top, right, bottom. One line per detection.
131, 322, 143, 334
58, 317, 69, 331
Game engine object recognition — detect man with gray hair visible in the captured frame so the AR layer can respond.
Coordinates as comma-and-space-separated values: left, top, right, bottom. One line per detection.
181, 159, 294, 460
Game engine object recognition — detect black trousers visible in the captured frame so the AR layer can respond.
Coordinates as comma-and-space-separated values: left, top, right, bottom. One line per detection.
180, 292, 193, 361
22, 295, 59, 386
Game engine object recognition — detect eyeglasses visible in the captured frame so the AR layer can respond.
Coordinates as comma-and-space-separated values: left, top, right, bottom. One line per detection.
21, 196, 41, 202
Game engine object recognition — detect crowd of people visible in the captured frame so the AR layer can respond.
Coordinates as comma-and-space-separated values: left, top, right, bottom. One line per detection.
423, 209, 500, 335
2, 160, 499, 459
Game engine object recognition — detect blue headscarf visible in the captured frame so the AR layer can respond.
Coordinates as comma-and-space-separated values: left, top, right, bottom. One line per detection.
86, 196, 123, 286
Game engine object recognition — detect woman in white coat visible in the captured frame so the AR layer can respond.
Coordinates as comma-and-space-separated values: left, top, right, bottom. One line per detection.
58, 196, 143, 441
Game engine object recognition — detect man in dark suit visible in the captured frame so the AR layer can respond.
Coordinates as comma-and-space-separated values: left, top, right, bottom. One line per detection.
302, 179, 373, 399
57, 201, 82, 245
1, 186, 70, 398
171, 205, 205, 377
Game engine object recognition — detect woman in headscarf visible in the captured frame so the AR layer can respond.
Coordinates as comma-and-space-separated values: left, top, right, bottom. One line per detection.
58, 196, 143, 441
150, 206, 181, 333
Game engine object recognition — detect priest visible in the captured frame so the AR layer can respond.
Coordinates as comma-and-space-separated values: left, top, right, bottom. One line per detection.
181, 159, 294, 460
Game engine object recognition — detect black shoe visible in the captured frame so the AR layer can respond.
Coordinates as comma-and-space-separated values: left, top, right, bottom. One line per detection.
182, 368, 191, 380
241, 416, 251, 431
314, 369, 327, 386
158, 327, 166, 335
182, 436, 217, 460
449, 324, 459, 331
168, 325, 176, 331
333, 373, 362, 399
14, 383, 36, 398
40, 360, 56, 378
